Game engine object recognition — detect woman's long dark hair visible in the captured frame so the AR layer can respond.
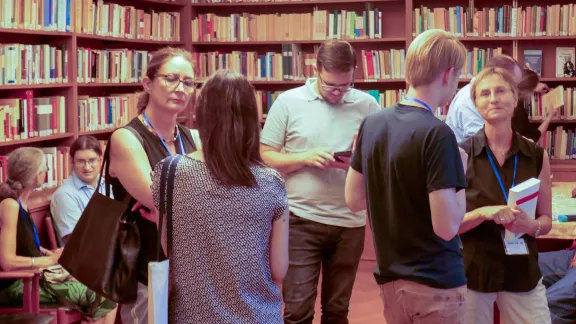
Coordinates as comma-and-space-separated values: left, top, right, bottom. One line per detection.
195, 70, 264, 187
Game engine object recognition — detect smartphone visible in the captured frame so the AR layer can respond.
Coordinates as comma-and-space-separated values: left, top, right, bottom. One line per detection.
334, 151, 352, 162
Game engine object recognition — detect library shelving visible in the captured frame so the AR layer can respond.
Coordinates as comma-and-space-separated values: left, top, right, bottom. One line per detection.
3, 0, 576, 199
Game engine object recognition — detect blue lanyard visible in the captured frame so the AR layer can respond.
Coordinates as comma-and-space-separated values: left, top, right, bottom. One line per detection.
18, 198, 40, 250
143, 113, 185, 156
81, 187, 92, 200
404, 96, 434, 115
486, 150, 518, 202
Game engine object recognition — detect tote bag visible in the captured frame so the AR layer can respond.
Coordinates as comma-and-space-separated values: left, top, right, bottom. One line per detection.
58, 132, 141, 303
148, 155, 181, 324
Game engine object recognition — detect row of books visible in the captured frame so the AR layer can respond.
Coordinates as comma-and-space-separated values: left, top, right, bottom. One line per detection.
542, 126, 576, 161
523, 47, 575, 78
254, 89, 405, 121
461, 47, 503, 78
526, 86, 576, 120
0, 44, 68, 85
76, 48, 151, 84
0, 0, 70, 32
191, 7, 382, 42
413, 3, 576, 38
76, 0, 181, 41
0, 147, 71, 190
361, 49, 406, 80
0, 92, 66, 142
78, 93, 138, 132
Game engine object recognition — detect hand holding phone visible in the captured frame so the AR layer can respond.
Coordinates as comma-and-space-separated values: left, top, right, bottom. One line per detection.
334, 151, 352, 162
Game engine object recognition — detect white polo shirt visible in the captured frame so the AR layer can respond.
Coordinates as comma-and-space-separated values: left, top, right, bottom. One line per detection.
260, 78, 381, 227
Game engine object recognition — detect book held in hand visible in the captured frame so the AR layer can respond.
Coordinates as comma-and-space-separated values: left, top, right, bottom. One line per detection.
505, 177, 541, 242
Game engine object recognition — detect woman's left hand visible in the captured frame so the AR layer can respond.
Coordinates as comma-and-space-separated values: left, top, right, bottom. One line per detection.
503, 207, 539, 235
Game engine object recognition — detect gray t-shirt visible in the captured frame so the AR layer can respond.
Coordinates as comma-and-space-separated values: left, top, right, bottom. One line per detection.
260, 78, 381, 227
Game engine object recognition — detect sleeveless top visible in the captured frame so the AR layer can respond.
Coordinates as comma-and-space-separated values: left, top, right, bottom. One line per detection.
0, 201, 42, 291
459, 128, 544, 293
108, 117, 197, 284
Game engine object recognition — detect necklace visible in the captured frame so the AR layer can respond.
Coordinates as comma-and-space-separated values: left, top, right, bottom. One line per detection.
140, 115, 180, 143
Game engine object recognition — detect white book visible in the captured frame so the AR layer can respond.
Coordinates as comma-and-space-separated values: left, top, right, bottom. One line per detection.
505, 178, 541, 242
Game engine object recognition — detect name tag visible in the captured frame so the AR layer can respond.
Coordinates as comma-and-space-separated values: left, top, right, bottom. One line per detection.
501, 230, 529, 255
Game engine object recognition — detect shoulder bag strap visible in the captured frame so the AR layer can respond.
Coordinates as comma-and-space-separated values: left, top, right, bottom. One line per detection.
156, 155, 181, 260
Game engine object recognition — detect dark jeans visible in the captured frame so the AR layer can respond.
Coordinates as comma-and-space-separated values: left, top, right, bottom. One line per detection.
283, 213, 365, 324
539, 249, 576, 324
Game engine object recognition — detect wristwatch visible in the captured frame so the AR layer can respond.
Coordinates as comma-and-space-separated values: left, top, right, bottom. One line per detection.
534, 220, 542, 237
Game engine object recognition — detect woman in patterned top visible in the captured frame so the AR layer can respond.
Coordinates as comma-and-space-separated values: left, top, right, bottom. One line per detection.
150, 69, 289, 323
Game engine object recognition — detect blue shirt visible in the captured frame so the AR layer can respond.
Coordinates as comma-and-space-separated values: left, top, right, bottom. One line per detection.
50, 172, 109, 238
445, 81, 485, 143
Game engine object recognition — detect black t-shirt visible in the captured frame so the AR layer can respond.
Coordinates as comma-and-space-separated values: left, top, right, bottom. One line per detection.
351, 103, 467, 289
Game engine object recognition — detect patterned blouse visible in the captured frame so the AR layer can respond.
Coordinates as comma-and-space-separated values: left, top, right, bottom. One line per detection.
151, 155, 288, 324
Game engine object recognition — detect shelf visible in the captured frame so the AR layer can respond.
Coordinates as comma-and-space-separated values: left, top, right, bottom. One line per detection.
77, 34, 184, 45
191, 38, 405, 45
0, 83, 72, 90
191, 0, 399, 7
79, 129, 114, 136
0, 133, 74, 148
29, 187, 58, 210
196, 79, 406, 85
530, 119, 576, 124
0, 28, 72, 37
143, 0, 187, 5
516, 36, 576, 41
541, 77, 576, 82
78, 83, 141, 87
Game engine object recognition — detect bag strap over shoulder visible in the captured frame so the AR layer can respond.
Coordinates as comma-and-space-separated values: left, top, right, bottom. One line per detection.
157, 155, 181, 260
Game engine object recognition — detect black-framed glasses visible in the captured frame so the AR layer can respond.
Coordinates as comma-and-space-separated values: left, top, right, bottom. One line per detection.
318, 74, 354, 93
74, 157, 100, 167
156, 73, 196, 92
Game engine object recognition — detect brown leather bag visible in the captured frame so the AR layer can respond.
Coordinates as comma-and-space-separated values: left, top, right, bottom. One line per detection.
58, 134, 141, 303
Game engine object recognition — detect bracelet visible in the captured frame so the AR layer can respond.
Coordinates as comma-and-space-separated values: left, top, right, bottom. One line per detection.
31, 257, 35, 269
534, 220, 542, 237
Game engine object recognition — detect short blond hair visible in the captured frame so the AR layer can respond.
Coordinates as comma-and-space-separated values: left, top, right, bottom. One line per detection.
405, 29, 467, 87
471, 67, 518, 103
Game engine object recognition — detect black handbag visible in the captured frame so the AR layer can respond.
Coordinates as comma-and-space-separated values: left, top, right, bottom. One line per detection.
58, 134, 141, 303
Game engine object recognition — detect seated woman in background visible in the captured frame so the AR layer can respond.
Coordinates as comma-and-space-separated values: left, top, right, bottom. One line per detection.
0, 147, 117, 323
512, 68, 559, 142
458, 67, 553, 323
149, 70, 289, 323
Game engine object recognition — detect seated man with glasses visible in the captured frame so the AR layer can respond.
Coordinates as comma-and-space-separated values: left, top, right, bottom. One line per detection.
50, 135, 107, 244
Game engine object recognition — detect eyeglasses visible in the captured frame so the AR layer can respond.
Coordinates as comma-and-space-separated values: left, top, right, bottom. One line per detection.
318, 74, 354, 93
74, 158, 100, 167
156, 73, 196, 92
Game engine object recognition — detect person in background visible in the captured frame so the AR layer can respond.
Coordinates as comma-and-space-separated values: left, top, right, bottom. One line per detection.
147, 69, 289, 323
345, 29, 469, 323
50, 135, 105, 244
446, 54, 523, 143
260, 39, 381, 324
458, 67, 553, 324
512, 68, 559, 143
0, 147, 117, 323
107, 47, 198, 324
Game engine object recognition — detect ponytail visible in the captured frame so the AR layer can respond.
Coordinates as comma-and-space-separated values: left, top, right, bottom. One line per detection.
0, 179, 24, 201
137, 92, 149, 114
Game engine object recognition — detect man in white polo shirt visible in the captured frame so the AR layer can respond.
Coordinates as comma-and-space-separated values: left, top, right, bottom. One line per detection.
260, 40, 381, 324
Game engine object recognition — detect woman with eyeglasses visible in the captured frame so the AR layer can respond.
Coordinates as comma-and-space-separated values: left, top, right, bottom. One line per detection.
106, 47, 198, 323
0, 147, 117, 323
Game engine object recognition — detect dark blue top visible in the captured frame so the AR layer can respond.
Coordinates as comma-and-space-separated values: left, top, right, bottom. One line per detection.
351, 103, 467, 289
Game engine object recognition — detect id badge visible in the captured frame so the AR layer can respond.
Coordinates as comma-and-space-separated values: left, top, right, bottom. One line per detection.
501, 230, 529, 255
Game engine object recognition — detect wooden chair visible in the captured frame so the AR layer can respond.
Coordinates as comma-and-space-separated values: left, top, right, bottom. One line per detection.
0, 210, 83, 324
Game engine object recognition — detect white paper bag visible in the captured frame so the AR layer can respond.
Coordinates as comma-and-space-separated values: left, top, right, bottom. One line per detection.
148, 258, 169, 324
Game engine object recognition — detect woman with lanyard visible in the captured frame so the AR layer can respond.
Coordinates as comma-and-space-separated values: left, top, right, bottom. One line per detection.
458, 67, 553, 323
107, 47, 197, 324
0, 147, 117, 323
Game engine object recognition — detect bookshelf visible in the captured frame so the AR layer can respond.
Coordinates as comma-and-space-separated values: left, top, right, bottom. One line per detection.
0, 0, 191, 209
2, 0, 576, 197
